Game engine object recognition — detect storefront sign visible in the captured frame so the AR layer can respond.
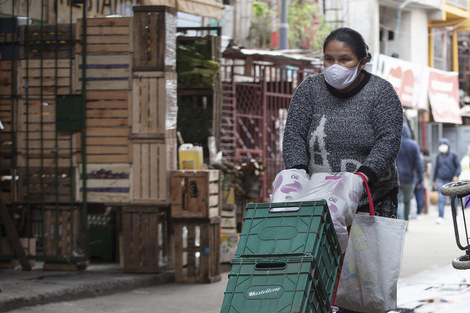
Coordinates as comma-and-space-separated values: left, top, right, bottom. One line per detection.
373, 54, 428, 110
428, 67, 462, 124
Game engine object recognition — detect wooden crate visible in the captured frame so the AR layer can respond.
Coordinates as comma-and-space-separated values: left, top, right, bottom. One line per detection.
76, 163, 131, 203
76, 17, 132, 55
20, 24, 75, 59
132, 6, 177, 72
19, 59, 76, 95
172, 217, 221, 283
17, 167, 75, 203
76, 90, 132, 164
131, 71, 177, 134
131, 136, 177, 204
122, 206, 168, 273
0, 97, 15, 182
171, 170, 221, 219
221, 207, 237, 235
43, 205, 81, 258
0, 60, 17, 95
0, 237, 36, 268
16, 96, 79, 168
76, 54, 131, 91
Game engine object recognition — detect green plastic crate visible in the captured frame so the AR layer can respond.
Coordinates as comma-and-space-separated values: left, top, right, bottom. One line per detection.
236, 201, 342, 295
220, 256, 330, 313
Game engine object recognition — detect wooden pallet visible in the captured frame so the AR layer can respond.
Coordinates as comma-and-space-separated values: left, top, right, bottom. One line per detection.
76, 163, 131, 203
0, 97, 15, 182
19, 59, 76, 96
75, 54, 131, 91
122, 206, 168, 273
76, 17, 132, 55
172, 216, 221, 283
131, 71, 178, 134
0, 60, 17, 95
43, 205, 81, 257
132, 6, 177, 72
171, 170, 221, 219
16, 96, 78, 168
20, 24, 76, 59
17, 167, 75, 203
76, 90, 132, 164
131, 137, 177, 204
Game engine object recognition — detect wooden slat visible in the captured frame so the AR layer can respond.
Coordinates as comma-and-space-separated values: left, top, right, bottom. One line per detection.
173, 218, 221, 283
19, 59, 75, 96
20, 24, 75, 59
132, 141, 176, 203
171, 170, 221, 219
0, 60, 17, 95
132, 7, 177, 71
131, 71, 177, 134
122, 206, 167, 272
76, 163, 131, 203
76, 54, 131, 91
76, 17, 132, 55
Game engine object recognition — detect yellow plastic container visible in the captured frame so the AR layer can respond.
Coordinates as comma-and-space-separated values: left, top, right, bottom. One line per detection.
178, 144, 203, 170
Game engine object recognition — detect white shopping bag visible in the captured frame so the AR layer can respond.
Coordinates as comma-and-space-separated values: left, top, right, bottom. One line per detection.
270, 169, 363, 253
334, 174, 407, 313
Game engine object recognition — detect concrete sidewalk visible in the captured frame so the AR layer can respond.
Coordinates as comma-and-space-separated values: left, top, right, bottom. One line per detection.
0, 264, 173, 313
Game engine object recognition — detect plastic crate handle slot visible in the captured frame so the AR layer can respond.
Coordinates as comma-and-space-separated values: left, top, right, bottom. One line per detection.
269, 206, 300, 212
255, 261, 287, 270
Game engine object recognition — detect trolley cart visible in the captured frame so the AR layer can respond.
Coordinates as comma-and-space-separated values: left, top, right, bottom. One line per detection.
219, 200, 344, 313
220, 171, 365, 313
440, 179, 470, 269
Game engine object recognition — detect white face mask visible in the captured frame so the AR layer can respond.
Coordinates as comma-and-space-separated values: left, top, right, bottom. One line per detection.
324, 62, 361, 90
439, 144, 449, 154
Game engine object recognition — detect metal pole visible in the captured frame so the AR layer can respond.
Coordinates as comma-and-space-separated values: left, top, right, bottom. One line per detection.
279, 0, 288, 50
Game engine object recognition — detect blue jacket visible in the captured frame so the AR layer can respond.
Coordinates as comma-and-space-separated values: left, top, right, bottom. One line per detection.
433, 138, 461, 182
396, 124, 423, 185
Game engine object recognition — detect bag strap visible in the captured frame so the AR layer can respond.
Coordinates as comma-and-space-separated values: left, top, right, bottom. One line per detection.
354, 172, 375, 216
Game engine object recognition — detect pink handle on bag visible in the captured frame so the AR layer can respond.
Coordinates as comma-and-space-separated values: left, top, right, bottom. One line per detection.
354, 172, 375, 216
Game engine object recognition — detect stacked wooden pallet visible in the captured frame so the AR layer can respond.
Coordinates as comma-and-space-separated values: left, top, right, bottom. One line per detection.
16, 25, 78, 205
170, 169, 222, 283
130, 6, 178, 205
121, 6, 178, 273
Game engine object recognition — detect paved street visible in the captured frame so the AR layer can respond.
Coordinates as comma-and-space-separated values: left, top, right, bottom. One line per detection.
3, 204, 470, 313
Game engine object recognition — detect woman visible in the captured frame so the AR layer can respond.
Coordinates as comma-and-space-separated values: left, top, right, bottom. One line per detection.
282, 27, 403, 312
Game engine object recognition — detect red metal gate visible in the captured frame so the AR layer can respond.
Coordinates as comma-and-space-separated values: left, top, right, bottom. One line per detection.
221, 59, 321, 201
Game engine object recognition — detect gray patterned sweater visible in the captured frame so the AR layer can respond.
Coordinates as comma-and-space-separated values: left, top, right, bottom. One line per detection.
282, 71, 403, 210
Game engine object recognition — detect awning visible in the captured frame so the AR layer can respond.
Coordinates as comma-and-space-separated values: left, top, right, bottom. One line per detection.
141, 0, 224, 20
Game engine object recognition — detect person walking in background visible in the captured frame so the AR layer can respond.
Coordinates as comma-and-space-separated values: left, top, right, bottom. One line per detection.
433, 138, 461, 223
396, 123, 423, 221
415, 147, 432, 217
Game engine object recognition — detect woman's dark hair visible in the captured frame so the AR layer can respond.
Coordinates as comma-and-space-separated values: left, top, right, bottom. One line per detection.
323, 27, 372, 62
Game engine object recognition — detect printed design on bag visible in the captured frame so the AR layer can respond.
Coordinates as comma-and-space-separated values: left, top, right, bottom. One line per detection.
349, 190, 361, 203
339, 223, 379, 291
272, 171, 305, 200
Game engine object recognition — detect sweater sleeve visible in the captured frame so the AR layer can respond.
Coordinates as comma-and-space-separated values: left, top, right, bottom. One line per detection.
361, 80, 403, 181
282, 76, 314, 170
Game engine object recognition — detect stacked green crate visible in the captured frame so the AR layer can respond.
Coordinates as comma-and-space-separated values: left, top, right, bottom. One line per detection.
220, 201, 342, 313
